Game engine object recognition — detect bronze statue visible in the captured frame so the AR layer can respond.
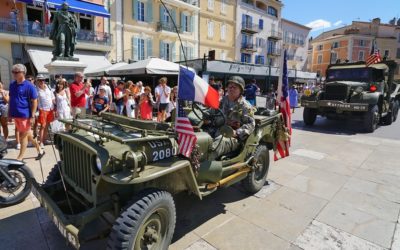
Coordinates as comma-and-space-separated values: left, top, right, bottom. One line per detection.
49, 2, 78, 60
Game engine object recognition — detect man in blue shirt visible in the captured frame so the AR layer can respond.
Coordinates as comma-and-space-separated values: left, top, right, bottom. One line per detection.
8, 64, 44, 161
244, 79, 260, 106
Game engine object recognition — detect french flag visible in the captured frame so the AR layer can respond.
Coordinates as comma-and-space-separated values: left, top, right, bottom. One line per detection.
178, 67, 219, 109
44, 0, 51, 25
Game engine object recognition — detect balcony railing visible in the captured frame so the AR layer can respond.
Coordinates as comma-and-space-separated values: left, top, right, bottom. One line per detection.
241, 43, 257, 51
157, 21, 180, 33
181, 0, 198, 6
267, 48, 281, 56
241, 22, 260, 33
268, 30, 282, 40
0, 17, 112, 46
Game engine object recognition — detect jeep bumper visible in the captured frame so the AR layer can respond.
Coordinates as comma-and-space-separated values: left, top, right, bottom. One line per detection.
302, 100, 369, 112
31, 179, 80, 249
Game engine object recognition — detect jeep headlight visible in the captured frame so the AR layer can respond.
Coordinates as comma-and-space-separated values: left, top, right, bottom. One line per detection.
95, 156, 102, 171
304, 89, 312, 97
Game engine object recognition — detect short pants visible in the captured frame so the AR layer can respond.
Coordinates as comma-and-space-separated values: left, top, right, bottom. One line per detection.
14, 118, 31, 133
38, 109, 55, 125
158, 103, 169, 112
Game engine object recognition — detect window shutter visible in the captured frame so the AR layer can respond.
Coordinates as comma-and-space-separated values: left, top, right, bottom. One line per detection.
181, 13, 185, 31
190, 15, 194, 33
171, 8, 176, 24
242, 14, 245, 26
159, 5, 163, 23
146, 1, 153, 22
259, 19, 263, 29
160, 41, 164, 59
132, 37, 138, 61
147, 39, 152, 58
241, 53, 245, 62
133, 0, 138, 20
171, 42, 176, 61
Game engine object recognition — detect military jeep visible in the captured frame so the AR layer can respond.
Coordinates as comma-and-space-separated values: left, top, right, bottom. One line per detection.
31, 104, 283, 249
301, 60, 400, 132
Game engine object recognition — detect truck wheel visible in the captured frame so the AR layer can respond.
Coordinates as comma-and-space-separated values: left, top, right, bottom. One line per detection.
44, 162, 61, 185
393, 101, 399, 122
107, 189, 176, 250
364, 105, 379, 132
303, 108, 317, 126
242, 145, 269, 194
383, 103, 394, 125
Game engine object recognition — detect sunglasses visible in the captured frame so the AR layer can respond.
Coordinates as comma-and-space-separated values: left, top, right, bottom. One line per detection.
12, 71, 22, 74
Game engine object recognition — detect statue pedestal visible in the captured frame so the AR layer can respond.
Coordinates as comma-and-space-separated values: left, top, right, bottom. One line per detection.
44, 60, 87, 76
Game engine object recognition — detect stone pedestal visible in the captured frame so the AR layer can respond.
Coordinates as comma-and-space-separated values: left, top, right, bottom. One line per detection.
44, 60, 87, 76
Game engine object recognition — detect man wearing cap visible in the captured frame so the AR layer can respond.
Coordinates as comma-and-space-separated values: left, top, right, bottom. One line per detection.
211, 75, 255, 158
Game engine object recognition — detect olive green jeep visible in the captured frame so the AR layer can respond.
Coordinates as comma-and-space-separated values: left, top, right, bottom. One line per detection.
301, 60, 399, 132
31, 103, 284, 249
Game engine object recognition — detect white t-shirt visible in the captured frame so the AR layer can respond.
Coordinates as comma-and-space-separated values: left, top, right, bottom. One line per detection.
155, 85, 171, 104
37, 86, 55, 111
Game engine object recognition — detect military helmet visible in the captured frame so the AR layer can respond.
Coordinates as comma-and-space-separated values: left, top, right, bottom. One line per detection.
227, 76, 245, 92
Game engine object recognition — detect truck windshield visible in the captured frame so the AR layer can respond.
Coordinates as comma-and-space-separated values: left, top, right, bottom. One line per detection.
327, 68, 371, 82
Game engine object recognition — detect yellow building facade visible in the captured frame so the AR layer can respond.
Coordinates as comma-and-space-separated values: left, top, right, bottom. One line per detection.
110, 0, 199, 63
198, 0, 236, 61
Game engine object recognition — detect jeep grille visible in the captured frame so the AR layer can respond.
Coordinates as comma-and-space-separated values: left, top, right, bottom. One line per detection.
63, 140, 93, 197
324, 84, 349, 100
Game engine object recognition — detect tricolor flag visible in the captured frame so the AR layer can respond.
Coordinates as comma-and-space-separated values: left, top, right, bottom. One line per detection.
44, 0, 51, 25
178, 66, 219, 109
176, 101, 197, 157
366, 39, 381, 66
274, 49, 291, 161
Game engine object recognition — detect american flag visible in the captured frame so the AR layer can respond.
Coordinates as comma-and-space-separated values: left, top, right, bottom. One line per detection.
366, 39, 381, 66
44, 0, 51, 25
176, 101, 197, 157
274, 49, 291, 161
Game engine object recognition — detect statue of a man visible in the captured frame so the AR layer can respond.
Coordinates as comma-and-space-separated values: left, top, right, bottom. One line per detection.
50, 2, 78, 59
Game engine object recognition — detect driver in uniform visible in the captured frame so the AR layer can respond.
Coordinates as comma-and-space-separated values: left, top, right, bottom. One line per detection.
211, 76, 255, 158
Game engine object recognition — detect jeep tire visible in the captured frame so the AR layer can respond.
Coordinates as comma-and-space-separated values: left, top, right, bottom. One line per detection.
393, 100, 399, 122
364, 105, 379, 132
107, 189, 176, 250
242, 145, 269, 193
303, 108, 317, 126
44, 162, 61, 185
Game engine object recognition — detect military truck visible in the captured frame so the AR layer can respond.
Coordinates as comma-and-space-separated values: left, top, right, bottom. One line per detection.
301, 60, 400, 132
31, 104, 285, 249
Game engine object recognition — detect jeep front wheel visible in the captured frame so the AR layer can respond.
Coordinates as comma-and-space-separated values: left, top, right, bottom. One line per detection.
242, 145, 269, 193
364, 105, 379, 132
303, 108, 317, 126
107, 189, 176, 250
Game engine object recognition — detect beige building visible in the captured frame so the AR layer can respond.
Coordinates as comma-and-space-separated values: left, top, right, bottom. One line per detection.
110, 0, 199, 63
198, 0, 236, 61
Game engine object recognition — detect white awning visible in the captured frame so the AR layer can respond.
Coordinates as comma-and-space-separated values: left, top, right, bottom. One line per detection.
85, 62, 128, 77
26, 46, 111, 75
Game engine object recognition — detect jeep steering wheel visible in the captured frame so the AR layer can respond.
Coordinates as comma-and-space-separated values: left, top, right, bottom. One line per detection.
192, 102, 225, 127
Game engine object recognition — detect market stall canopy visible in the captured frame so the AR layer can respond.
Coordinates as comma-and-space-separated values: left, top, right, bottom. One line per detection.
85, 62, 128, 77
108, 58, 194, 76
26, 46, 111, 75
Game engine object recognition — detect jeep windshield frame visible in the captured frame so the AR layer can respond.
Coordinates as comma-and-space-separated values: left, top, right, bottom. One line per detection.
326, 67, 384, 83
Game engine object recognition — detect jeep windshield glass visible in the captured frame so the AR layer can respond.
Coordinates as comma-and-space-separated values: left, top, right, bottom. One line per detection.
327, 68, 371, 82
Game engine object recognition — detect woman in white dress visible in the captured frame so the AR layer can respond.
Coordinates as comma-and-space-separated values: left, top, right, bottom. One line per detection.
54, 79, 71, 130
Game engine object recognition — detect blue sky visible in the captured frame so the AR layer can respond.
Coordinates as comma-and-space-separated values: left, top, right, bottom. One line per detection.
282, 0, 400, 38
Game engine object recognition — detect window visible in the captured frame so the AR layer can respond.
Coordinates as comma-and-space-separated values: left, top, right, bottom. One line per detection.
331, 52, 337, 63
255, 55, 265, 64
161, 42, 171, 60
242, 14, 252, 28
207, 21, 214, 38
221, 50, 226, 60
132, 37, 146, 61
242, 34, 252, 46
317, 54, 322, 64
241, 53, 251, 63
137, 1, 144, 21
332, 42, 339, 48
221, 0, 226, 13
358, 50, 365, 61
138, 38, 145, 60
181, 14, 191, 32
267, 6, 277, 17
317, 44, 323, 51
256, 38, 264, 47
208, 0, 214, 10
162, 8, 170, 23
221, 23, 226, 40
359, 40, 366, 47
384, 50, 389, 58
259, 19, 263, 30
180, 46, 193, 60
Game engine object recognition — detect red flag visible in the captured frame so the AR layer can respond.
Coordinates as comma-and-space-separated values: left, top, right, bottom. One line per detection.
366, 39, 381, 66
44, 0, 51, 25
176, 101, 197, 157
274, 49, 291, 161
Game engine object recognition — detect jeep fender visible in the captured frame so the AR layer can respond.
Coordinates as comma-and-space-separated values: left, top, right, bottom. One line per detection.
358, 92, 381, 105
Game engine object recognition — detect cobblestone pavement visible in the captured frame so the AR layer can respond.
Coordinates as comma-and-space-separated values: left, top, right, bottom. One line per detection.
1, 116, 400, 250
